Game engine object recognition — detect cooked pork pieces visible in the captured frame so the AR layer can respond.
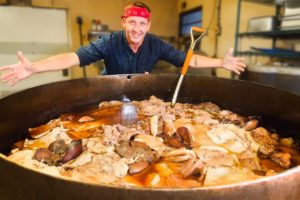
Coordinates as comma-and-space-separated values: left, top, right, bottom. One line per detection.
7, 96, 300, 188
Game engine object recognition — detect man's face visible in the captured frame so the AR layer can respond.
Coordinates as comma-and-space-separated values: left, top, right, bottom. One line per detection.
122, 16, 151, 46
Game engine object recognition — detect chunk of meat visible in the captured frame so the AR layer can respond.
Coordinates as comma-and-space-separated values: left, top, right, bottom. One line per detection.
163, 149, 196, 162
244, 119, 259, 131
193, 102, 221, 113
78, 116, 95, 123
207, 124, 250, 153
204, 166, 259, 186
133, 134, 167, 154
115, 140, 157, 163
33, 148, 52, 162
163, 119, 176, 137
194, 146, 236, 167
136, 96, 167, 116
164, 127, 193, 149
238, 149, 261, 171
220, 112, 247, 126
165, 174, 202, 188
251, 127, 278, 156
271, 152, 291, 168
69, 153, 128, 184
128, 161, 149, 175
180, 156, 205, 179
191, 109, 219, 126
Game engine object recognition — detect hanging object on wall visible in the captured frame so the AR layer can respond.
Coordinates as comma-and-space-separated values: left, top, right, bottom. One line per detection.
181, 1, 187, 10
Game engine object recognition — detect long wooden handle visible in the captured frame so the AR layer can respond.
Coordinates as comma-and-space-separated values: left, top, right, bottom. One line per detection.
191, 27, 206, 33
181, 49, 193, 75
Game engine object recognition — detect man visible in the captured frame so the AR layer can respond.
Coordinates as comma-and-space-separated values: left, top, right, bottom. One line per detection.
0, 1, 245, 86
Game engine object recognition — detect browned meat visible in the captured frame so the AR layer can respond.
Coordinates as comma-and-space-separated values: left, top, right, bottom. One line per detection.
163, 119, 176, 137
193, 102, 221, 113
78, 116, 95, 123
46, 140, 69, 165
195, 148, 235, 167
128, 161, 149, 175
102, 124, 139, 147
164, 127, 192, 149
191, 110, 219, 126
61, 140, 83, 163
33, 148, 52, 162
251, 127, 278, 156
115, 140, 157, 163
271, 152, 291, 168
238, 150, 261, 171
136, 96, 167, 116
165, 136, 184, 148
180, 157, 205, 178
176, 127, 192, 146
219, 113, 258, 131
165, 174, 202, 188
167, 102, 193, 118
33, 139, 83, 166
220, 113, 247, 127
244, 119, 259, 131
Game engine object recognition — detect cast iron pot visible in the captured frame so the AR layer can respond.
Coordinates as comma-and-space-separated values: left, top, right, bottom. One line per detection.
0, 74, 300, 200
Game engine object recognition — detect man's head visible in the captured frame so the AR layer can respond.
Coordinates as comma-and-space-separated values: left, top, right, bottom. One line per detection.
121, 1, 151, 47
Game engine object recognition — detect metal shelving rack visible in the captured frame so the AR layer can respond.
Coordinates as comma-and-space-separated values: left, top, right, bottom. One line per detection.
234, 0, 300, 58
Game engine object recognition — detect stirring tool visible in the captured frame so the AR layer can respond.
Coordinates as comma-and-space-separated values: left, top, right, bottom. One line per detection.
171, 27, 207, 107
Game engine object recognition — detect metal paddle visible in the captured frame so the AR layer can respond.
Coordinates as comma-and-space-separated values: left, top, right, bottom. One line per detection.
171, 27, 207, 107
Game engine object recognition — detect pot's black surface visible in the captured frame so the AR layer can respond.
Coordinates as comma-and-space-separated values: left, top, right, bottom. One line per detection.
0, 74, 300, 200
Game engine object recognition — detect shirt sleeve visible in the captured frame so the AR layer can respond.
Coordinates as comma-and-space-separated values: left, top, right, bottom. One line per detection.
158, 39, 186, 68
75, 34, 110, 67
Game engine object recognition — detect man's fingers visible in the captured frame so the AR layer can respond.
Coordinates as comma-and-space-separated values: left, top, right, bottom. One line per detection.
0, 65, 11, 71
237, 66, 245, 72
17, 51, 27, 64
234, 68, 241, 75
7, 77, 19, 86
237, 62, 246, 68
5, 74, 19, 86
227, 47, 234, 55
1, 72, 15, 81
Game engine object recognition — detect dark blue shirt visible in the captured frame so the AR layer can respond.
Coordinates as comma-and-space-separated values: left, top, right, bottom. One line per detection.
76, 31, 186, 75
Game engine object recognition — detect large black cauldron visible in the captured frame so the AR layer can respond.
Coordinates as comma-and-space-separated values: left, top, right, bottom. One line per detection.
0, 74, 300, 200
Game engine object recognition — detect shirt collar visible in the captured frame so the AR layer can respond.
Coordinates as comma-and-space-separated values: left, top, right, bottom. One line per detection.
122, 31, 148, 54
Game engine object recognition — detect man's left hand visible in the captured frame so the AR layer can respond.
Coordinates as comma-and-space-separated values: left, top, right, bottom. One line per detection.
222, 48, 246, 75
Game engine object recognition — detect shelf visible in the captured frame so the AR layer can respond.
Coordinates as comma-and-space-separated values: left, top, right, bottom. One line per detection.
88, 31, 111, 41
235, 0, 300, 61
238, 29, 300, 38
236, 51, 300, 58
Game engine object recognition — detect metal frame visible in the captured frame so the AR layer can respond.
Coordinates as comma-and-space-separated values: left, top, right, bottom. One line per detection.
234, 0, 300, 58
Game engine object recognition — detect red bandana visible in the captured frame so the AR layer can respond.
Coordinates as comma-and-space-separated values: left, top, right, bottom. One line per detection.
122, 6, 151, 20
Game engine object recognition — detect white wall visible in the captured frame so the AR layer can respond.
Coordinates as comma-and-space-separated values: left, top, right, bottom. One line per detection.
0, 6, 71, 98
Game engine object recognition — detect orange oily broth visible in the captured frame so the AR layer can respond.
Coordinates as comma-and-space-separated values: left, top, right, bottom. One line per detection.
27, 104, 141, 140
123, 161, 202, 188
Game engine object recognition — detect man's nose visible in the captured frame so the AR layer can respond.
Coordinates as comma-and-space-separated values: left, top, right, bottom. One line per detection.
133, 24, 141, 32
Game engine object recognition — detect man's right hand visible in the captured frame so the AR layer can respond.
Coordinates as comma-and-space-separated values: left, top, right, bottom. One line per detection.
0, 51, 35, 86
